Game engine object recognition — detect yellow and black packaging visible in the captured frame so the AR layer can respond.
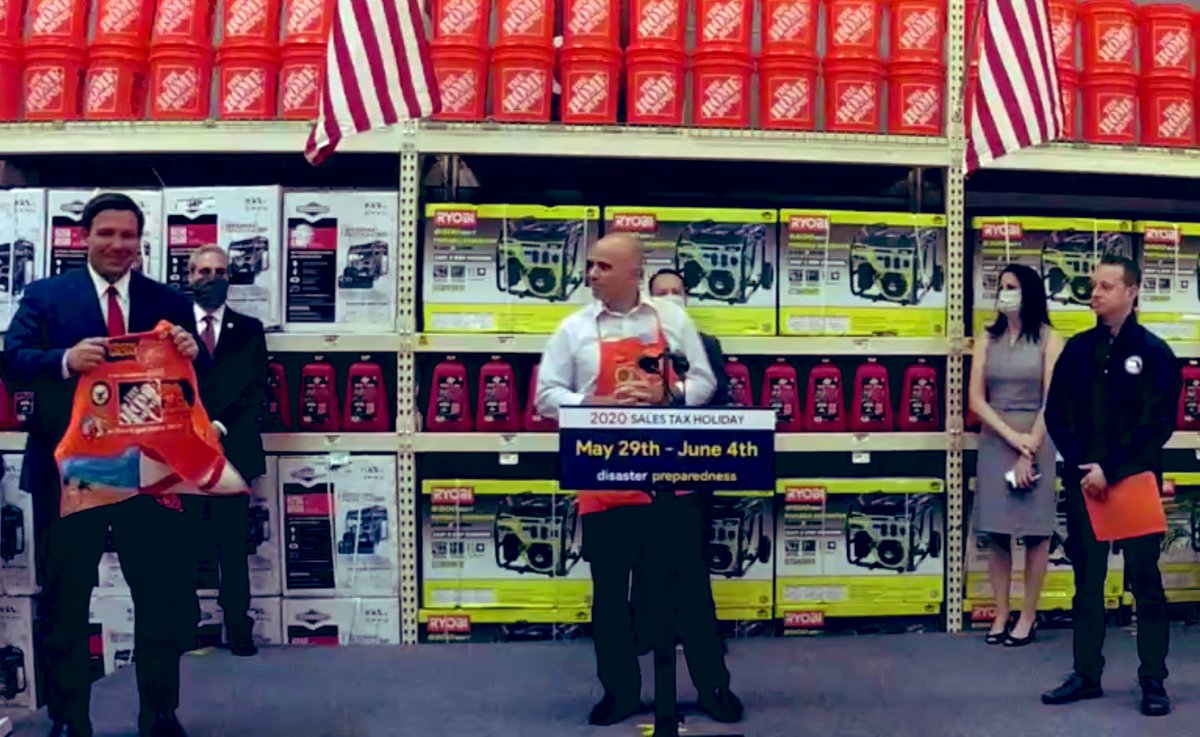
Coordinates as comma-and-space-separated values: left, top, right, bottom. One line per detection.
1133, 221, 1200, 342
418, 607, 591, 644
422, 204, 599, 333
708, 491, 775, 621
1159, 473, 1200, 603
778, 210, 947, 336
603, 207, 779, 336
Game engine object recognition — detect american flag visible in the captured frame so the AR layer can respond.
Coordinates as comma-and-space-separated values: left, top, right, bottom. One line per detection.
305, 0, 442, 165
965, 0, 1065, 173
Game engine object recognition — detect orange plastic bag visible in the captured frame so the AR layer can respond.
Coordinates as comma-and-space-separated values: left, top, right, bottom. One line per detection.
54, 320, 248, 517
1083, 470, 1169, 542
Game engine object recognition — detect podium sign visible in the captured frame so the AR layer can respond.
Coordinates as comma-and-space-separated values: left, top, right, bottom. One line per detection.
558, 406, 776, 492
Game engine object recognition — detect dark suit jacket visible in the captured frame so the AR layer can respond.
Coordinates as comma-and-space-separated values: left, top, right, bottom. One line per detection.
3, 267, 203, 521
197, 307, 267, 483
701, 333, 731, 407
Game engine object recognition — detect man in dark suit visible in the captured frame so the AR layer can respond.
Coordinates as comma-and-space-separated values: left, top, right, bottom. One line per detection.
648, 269, 731, 407
182, 244, 268, 658
4, 193, 203, 737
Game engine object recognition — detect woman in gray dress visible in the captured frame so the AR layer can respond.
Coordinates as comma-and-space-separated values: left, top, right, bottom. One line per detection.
969, 264, 1063, 646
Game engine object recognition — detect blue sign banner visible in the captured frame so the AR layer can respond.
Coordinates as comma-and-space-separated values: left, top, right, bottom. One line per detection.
558, 406, 776, 492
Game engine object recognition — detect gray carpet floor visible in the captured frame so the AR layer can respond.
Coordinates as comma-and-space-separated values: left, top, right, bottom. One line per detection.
9, 625, 1200, 737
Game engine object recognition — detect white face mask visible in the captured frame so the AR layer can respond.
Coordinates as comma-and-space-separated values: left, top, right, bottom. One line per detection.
997, 289, 1022, 315
657, 293, 686, 309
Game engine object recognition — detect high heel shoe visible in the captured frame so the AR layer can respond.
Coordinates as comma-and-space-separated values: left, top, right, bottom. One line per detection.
1004, 622, 1037, 647
985, 622, 1010, 645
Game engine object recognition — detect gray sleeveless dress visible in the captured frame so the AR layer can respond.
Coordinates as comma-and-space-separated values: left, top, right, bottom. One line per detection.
974, 333, 1057, 538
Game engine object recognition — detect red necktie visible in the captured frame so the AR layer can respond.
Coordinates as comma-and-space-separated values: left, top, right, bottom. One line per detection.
106, 286, 125, 337
201, 315, 217, 356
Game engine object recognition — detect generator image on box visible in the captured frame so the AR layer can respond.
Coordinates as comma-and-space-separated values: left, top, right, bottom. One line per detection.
972, 217, 1134, 336
778, 210, 947, 337
708, 491, 775, 619
774, 478, 945, 622
228, 236, 269, 285
339, 240, 390, 289
1132, 221, 1200, 342
421, 480, 592, 611
0, 239, 34, 297
423, 204, 599, 334
603, 207, 779, 336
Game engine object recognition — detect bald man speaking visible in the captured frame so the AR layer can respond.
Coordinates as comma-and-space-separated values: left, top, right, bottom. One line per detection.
536, 233, 743, 726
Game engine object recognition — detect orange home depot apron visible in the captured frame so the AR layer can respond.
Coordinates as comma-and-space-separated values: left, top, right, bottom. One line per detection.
577, 317, 680, 516
54, 320, 248, 517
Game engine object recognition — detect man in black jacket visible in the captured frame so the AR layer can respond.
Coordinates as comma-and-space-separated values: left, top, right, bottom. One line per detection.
1042, 254, 1177, 717
182, 244, 268, 658
649, 269, 730, 407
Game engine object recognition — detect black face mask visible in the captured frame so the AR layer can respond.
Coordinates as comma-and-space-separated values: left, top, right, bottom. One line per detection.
192, 277, 229, 310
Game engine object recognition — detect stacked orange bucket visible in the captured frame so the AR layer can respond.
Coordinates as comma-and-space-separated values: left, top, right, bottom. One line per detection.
146, 0, 215, 120
428, 0, 491, 121
279, 0, 334, 120
0, 0, 24, 120
692, 0, 754, 128
759, 0, 820, 130
490, 0, 555, 122
22, 0, 91, 120
1136, 3, 1194, 148
625, 0, 688, 126
82, 0, 156, 120
559, 0, 621, 124
216, 0, 283, 120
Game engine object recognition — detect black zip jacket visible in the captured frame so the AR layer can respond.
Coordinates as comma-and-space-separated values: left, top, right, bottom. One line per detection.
1045, 313, 1178, 487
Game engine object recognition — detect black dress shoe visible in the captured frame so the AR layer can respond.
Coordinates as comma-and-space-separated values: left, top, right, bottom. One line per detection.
588, 692, 643, 726
228, 634, 259, 657
1041, 673, 1103, 705
1140, 677, 1171, 717
48, 723, 91, 737
699, 687, 744, 723
141, 712, 188, 737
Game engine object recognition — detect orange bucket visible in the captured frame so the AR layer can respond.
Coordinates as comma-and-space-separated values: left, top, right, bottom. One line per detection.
886, 59, 943, 135
760, 0, 819, 55
83, 43, 148, 120
696, 0, 753, 53
1140, 72, 1194, 148
148, 43, 212, 120
216, 45, 278, 120
279, 43, 325, 119
824, 0, 883, 60
691, 49, 753, 128
1081, 69, 1137, 143
1138, 3, 1193, 78
628, 0, 688, 48
94, 0, 157, 47
23, 43, 87, 121
430, 41, 487, 121
1048, 0, 1079, 69
496, 0, 553, 46
27, 0, 90, 46
624, 43, 687, 126
889, 0, 945, 63
823, 57, 884, 132
151, 0, 216, 45
563, 0, 619, 48
222, 0, 283, 49
0, 41, 21, 120
282, 0, 335, 46
559, 44, 621, 124
1080, 0, 1136, 72
758, 52, 817, 130
490, 44, 553, 122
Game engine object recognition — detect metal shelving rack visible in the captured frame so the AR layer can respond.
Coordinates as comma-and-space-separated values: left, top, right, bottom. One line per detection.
5, 0, 1197, 643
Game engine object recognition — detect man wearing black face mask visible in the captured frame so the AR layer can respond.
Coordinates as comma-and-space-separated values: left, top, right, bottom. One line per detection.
183, 244, 268, 657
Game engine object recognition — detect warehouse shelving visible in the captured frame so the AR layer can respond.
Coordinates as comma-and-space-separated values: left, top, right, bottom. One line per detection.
412, 432, 952, 455
415, 334, 954, 356
0, 432, 400, 454
0, 333, 402, 353
980, 142, 1200, 178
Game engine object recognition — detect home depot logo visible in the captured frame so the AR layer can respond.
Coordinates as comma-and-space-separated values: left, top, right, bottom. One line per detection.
784, 611, 825, 628
502, 0, 543, 37
637, 0, 678, 39
226, 0, 269, 36
836, 81, 876, 123
897, 8, 937, 51
31, 0, 72, 35
832, 2, 872, 46
502, 70, 545, 113
769, 79, 810, 121
1157, 99, 1193, 140
154, 0, 194, 35
439, 69, 478, 112
634, 72, 676, 116
85, 68, 119, 114
567, 71, 609, 116
700, 75, 741, 120
438, 0, 481, 36
1154, 27, 1189, 68
224, 69, 267, 114
287, 0, 325, 34
1097, 22, 1133, 63
902, 86, 938, 127
433, 210, 477, 229
980, 222, 1023, 240
611, 213, 657, 232
1051, 12, 1073, 57
787, 215, 829, 235
702, 0, 743, 42
1098, 94, 1134, 135
25, 67, 65, 112
431, 486, 475, 505
99, 0, 140, 34
784, 485, 826, 504
567, 0, 606, 35
767, 1, 811, 43
282, 64, 320, 112
1143, 226, 1181, 246
156, 67, 200, 111
427, 615, 471, 634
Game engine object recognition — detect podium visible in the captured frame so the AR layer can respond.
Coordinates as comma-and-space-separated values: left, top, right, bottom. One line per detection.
559, 405, 776, 737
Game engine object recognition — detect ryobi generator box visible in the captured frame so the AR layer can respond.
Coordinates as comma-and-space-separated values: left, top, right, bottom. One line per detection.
708, 491, 775, 620
972, 217, 1135, 336
420, 479, 592, 611
418, 608, 590, 644
774, 478, 945, 624
1158, 473, 1200, 602
777, 210, 947, 337
422, 204, 599, 333
602, 207, 779, 336
1133, 221, 1200, 342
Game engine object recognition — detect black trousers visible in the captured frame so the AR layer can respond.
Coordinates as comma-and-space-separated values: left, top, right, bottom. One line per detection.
582, 497, 730, 700
1064, 480, 1169, 682
41, 496, 199, 729
182, 494, 253, 637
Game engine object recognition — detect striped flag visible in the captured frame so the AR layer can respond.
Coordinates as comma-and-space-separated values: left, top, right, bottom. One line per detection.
965, 0, 1065, 173
305, 0, 442, 165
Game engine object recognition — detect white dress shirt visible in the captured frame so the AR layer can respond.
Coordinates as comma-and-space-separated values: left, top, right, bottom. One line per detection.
194, 303, 227, 347
62, 264, 131, 379
535, 295, 716, 416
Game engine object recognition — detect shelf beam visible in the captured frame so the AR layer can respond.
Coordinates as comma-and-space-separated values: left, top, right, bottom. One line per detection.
413, 432, 951, 454
416, 333, 952, 356
982, 142, 1200, 178
0, 122, 401, 155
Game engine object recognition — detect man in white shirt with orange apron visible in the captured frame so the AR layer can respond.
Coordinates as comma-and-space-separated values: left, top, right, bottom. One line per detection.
536, 233, 743, 727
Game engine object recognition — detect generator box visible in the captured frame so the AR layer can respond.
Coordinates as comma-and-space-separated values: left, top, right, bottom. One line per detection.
774, 478, 945, 623
196, 457, 283, 598
280, 455, 399, 597
418, 608, 590, 644
420, 479, 591, 611
1160, 473, 1200, 600
282, 190, 398, 332
0, 456, 35, 596
602, 207, 779, 336
1133, 221, 1200, 342
162, 186, 283, 328
46, 189, 164, 281
88, 593, 134, 678
0, 188, 47, 333
972, 216, 1134, 336
248, 596, 284, 646
421, 204, 600, 333
778, 210, 947, 337
0, 596, 36, 710
707, 491, 774, 620
282, 597, 401, 645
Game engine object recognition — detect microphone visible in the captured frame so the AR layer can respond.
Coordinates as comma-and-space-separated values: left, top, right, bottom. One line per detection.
664, 351, 689, 376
